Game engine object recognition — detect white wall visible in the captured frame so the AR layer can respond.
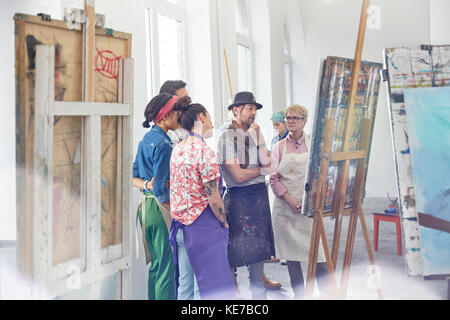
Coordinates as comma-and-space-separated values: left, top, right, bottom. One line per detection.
430, 0, 450, 45
285, 0, 306, 112
296, 0, 431, 198
247, 0, 273, 143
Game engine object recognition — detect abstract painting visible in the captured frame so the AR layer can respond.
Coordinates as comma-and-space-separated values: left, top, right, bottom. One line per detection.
384, 45, 450, 276
302, 56, 382, 217
404, 86, 450, 277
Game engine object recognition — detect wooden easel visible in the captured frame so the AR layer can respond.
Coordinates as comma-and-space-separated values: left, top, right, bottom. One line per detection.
16, 0, 134, 299
305, 0, 383, 300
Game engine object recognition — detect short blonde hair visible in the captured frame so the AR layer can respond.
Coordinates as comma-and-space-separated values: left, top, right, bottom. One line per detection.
285, 104, 308, 120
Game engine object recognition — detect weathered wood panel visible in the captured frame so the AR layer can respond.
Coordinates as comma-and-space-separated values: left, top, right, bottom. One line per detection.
15, 13, 131, 271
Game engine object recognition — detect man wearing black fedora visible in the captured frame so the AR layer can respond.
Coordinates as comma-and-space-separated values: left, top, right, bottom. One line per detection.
217, 91, 278, 300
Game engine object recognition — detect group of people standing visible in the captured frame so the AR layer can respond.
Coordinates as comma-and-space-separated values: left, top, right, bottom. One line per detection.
132, 80, 328, 300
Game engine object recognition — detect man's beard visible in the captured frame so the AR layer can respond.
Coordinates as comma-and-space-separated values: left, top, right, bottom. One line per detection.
244, 117, 255, 129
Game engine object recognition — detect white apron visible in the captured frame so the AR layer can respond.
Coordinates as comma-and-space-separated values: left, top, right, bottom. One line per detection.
272, 135, 325, 262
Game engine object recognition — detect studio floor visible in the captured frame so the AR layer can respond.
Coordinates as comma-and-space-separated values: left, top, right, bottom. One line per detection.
0, 197, 447, 300
235, 197, 448, 300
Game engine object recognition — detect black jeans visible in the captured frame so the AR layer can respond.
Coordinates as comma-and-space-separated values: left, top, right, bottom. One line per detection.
286, 261, 328, 299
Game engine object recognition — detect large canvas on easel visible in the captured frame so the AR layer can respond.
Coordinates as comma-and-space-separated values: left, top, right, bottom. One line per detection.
383, 45, 450, 276
303, 57, 382, 217
15, 14, 131, 270
403, 87, 450, 277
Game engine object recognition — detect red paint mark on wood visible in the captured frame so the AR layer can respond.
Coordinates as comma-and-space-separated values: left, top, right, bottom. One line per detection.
95, 48, 122, 80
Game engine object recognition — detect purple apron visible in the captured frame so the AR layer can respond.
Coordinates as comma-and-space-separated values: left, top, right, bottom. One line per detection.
169, 133, 235, 300
170, 206, 235, 300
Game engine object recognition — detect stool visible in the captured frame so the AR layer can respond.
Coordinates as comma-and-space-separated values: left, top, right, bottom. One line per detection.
372, 212, 402, 256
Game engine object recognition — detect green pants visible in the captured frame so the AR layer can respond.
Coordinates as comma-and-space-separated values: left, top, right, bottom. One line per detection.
138, 192, 175, 300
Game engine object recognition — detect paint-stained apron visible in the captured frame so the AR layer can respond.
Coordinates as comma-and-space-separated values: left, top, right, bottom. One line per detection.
224, 182, 276, 268
136, 190, 172, 264
272, 137, 325, 262
170, 206, 236, 300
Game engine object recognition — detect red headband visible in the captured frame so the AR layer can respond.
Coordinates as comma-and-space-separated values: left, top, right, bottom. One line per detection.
154, 96, 178, 123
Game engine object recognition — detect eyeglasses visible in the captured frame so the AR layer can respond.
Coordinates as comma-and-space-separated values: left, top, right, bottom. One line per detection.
285, 116, 305, 122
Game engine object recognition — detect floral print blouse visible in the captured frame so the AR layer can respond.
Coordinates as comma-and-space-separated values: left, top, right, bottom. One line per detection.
170, 136, 221, 226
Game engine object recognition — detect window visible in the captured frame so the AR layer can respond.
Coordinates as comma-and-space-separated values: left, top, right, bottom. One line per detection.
237, 44, 252, 93
145, 0, 187, 99
235, 0, 253, 92
284, 24, 293, 107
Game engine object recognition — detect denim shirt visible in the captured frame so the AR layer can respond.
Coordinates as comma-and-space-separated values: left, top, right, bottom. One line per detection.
270, 130, 289, 150
133, 125, 173, 204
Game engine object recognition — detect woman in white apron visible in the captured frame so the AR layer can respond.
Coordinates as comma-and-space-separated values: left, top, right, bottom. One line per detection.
270, 104, 328, 299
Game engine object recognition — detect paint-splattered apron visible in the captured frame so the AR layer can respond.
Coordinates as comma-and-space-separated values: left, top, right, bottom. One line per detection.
136, 190, 172, 264
272, 137, 325, 262
224, 182, 276, 268
169, 178, 236, 300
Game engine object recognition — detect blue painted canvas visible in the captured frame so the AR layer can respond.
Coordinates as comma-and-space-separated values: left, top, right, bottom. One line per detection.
404, 87, 450, 277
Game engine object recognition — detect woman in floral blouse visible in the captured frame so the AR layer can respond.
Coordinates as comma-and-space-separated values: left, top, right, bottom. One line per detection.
169, 96, 235, 300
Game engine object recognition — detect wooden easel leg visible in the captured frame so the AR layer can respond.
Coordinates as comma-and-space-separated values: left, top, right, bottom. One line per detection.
340, 205, 384, 300
307, 211, 339, 299
306, 216, 320, 298
331, 213, 344, 270
357, 206, 384, 300
331, 157, 351, 270
340, 206, 359, 298
318, 214, 340, 299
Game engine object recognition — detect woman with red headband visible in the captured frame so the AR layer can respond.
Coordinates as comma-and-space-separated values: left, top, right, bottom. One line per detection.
132, 93, 181, 300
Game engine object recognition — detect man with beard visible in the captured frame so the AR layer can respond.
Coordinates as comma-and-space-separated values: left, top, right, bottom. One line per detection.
217, 92, 277, 300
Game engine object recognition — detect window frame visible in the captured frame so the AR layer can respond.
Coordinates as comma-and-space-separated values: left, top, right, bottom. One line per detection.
145, 0, 189, 99
283, 23, 293, 107
235, 0, 254, 92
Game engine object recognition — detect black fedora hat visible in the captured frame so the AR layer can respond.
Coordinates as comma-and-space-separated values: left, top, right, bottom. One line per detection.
228, 91, 263, 110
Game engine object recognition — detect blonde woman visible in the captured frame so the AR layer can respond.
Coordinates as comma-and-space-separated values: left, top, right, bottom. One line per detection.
269, 104, 327, 299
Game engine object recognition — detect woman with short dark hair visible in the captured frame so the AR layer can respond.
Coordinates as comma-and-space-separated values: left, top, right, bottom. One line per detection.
169, 96, 236, 300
